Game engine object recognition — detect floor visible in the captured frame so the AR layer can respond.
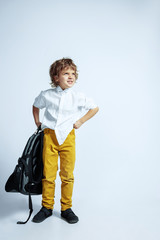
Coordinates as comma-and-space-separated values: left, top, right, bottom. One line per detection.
1, 175, 160, 240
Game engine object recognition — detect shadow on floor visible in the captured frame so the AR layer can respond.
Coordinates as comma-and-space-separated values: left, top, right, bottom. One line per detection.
0, 189, 61, 219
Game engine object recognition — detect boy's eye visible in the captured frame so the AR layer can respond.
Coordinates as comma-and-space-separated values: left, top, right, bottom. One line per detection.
64, 72, 75, 75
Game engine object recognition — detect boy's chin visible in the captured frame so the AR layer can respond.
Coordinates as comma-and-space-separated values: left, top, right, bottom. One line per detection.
67, 84, 74, 88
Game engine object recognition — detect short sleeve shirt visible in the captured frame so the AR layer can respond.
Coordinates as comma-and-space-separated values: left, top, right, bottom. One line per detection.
33, 86, 97, 145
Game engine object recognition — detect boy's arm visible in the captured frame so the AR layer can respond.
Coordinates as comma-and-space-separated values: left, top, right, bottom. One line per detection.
32, 105, 42, 127
73, 106, 99, 129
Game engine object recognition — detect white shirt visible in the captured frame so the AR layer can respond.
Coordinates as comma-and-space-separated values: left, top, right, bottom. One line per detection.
33, 86, 97, 145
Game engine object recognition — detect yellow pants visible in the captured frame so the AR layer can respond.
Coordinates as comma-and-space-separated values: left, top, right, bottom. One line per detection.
42, 128, 76, 211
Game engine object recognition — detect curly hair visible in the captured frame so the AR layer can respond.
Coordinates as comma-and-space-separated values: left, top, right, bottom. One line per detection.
49, 58, 78, 87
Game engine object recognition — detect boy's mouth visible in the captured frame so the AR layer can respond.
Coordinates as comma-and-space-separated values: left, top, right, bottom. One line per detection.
67, 81, 73, 84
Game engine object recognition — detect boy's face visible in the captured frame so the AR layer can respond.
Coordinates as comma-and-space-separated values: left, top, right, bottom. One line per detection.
55, 67, 76, 90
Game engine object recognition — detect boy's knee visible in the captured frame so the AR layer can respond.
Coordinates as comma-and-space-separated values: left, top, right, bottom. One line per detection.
59, 171, 74, 182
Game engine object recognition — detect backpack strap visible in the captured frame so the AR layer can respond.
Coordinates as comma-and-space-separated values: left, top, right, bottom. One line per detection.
18, 157, 30, 176
17, 185, 33, 224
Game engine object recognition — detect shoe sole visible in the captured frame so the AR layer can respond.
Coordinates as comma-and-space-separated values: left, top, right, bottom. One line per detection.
32, 213, 52, 223
61, 216, 79, 224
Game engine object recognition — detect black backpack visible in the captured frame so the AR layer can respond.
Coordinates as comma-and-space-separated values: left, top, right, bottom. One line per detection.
5, 126, 44, 224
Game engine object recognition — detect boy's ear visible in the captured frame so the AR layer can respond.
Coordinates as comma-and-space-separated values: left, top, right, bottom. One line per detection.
54, 75, 59, 83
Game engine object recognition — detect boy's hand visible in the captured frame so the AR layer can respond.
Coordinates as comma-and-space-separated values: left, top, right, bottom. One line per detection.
36, 121, 42, 128
73, 120, 83, 129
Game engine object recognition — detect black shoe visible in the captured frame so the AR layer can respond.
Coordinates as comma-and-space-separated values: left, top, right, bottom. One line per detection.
32, 207, 52, 223
61, 208, 79, 224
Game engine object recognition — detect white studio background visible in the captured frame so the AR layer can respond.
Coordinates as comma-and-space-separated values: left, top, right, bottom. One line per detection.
0, 0, 160, 240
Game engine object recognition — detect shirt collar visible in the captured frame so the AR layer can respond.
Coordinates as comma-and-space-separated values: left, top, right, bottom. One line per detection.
56, 86, 72, 93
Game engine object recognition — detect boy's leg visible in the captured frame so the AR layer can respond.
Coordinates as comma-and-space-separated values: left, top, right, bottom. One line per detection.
42, 129, 59, 210
59, 129, 76, 211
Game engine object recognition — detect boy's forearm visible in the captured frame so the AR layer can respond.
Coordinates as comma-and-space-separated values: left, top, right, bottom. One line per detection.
32, 105, 41, 126
79, 106, 99, 124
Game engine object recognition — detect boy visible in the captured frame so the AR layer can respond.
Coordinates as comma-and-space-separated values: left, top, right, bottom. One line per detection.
32, 58, 99, 224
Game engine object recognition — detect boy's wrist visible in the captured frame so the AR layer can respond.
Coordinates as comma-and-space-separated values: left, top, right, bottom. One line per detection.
35, 121, 41, 127
79, 118, 85, 124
